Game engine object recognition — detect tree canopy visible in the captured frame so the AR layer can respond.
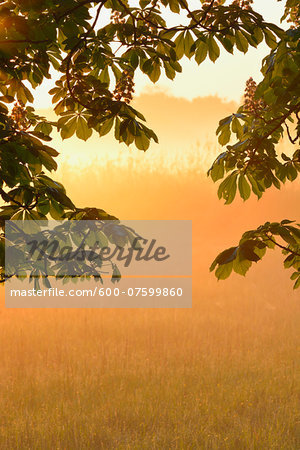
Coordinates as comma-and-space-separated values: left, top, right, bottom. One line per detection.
0, 0, 299, 287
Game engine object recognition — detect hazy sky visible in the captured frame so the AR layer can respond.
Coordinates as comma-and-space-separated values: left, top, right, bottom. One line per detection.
33, 0, 285, 109
53, 93, 236, 169
133, 0, 286, 102
34, 0, 287, 170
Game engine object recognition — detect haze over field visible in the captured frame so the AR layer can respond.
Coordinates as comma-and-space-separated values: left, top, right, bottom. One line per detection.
1, 88, 299, 444
0, 0, 299, 447
0, 100, 299, 445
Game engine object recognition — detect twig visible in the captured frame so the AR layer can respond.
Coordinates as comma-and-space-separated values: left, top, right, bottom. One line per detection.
267, 236, 300, 258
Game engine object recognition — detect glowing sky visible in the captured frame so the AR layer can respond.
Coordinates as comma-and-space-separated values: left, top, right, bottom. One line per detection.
33, 0, 286, 109
31, 0, 287, 172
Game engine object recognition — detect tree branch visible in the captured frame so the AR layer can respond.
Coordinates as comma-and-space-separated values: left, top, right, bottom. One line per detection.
55, 0, 100, 22
0, 274, 14, 284
267, 236, 300, 258
285, 122, 299, 144
245, 103, 300, 170
0, 39, 51, 45
65, 2, 105, 110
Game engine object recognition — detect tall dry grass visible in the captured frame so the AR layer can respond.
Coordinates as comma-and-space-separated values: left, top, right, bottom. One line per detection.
0, 141, 299, 448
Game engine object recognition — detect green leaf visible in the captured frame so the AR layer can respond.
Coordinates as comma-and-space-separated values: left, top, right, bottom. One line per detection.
175, 31, 185, 59
235, 30, 249, 53
49, 188, 75, 210
293, 276, 300, 290
11, 210, 24, 220
0, 95, 15, 103
253, 26, 264, 45
208, 36, 220, 63
194, 41, 208, 65
37, 199, 50, 216
231, 116, 244, 139
218, 125, 231, 146
99, 117, 114, 136
135, 133, 150, 151
217, 36, 234, 54
284, 254, 295, 269
216, 247, 238, 265
149, 62, 161, 83
163, 62, 176, 80
247, 174, 263, 199
76, 116, 93, 141
278, 227, 297, 246
184, 31, 194, 58
49, 200, 64, 220
210, 161, 225, 182
61, 117, 77, 139
38, 150, 57, 172
239, 241, 261, 262
218, 172, 238, 205
22, 85, 34, 103
238, 174, 251, 201
263, 29, 277, 49
99, 66, 110, 84
286, 164, 298, 181
169, 0, 180, 14
233, 255, 252, 276
291, 271, 299, 281
215, 262, 233, 280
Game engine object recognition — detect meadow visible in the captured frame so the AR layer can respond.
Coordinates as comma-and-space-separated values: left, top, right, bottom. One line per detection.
0, 154, 299, 449
0, 280, 299, 449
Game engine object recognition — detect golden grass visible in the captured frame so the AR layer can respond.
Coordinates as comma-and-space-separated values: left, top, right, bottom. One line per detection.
0, 154, 299, 449
0, 279, 299, 449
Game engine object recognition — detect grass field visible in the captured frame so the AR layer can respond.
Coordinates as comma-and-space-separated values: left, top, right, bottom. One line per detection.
0, 280, 299, 449
0, 166, 299, 449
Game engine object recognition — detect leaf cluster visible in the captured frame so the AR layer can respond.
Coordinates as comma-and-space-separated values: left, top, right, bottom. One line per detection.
210, 220, 300, 289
